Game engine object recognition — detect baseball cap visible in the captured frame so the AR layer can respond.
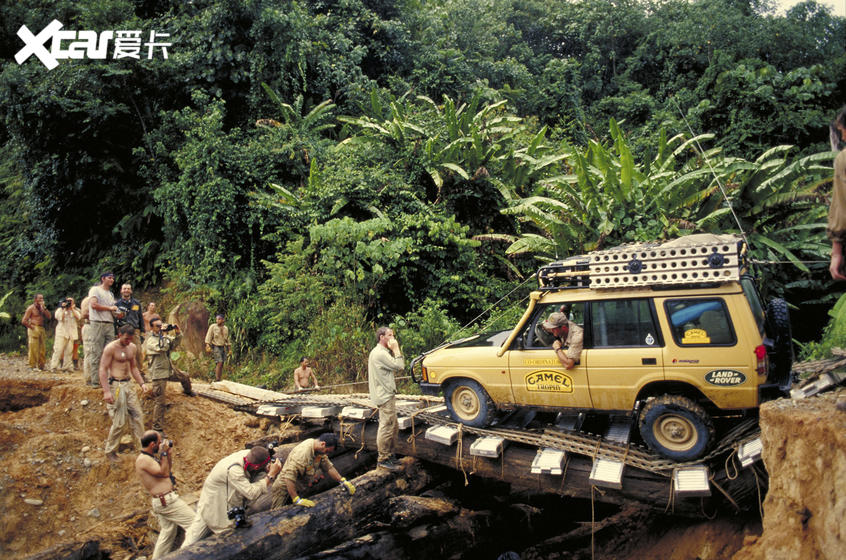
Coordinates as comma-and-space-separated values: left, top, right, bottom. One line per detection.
542, 312, 569, 330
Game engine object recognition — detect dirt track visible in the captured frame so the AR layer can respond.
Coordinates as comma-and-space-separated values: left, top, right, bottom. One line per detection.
0, 354, 284, 559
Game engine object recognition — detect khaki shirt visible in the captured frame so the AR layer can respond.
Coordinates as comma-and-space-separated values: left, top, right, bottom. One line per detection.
143, 332, 181, 380
54, 307, 82, 340
561, 320, 584, 361
368, 344, 404, 406
196, 449, 269, 533
280, 439, 334, 486
828, 150, 846, 243
204, 324, 230, 347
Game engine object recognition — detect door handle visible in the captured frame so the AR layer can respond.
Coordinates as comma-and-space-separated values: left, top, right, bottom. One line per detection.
642, 358, 657, 365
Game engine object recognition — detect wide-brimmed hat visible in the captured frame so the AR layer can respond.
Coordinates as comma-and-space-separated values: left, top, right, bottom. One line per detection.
542, 312, 568, 330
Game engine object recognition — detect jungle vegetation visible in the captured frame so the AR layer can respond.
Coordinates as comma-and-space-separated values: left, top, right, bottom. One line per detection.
1, 0, 844, 387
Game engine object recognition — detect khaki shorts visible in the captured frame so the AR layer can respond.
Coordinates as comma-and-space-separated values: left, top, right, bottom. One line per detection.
211, 345, 227, 363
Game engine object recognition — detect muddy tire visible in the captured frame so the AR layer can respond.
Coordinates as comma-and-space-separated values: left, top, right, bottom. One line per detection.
638, 395, 714, 461
444, 379, 496, 428
765, 298, 794, 387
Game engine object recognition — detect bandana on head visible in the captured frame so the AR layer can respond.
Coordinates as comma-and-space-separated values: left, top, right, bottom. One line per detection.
244, 455, 270, 471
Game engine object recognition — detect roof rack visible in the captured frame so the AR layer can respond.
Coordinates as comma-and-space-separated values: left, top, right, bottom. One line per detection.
537, 234, 748, 290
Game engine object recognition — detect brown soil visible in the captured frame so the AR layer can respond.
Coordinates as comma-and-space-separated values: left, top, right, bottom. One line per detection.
1, 351, 842, 560
733, 389, 846, 560
0, 354, 289, 559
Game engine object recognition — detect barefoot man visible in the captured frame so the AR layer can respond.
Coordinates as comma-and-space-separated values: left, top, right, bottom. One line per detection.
136, 430, 195, 558
100, 324, 150, 461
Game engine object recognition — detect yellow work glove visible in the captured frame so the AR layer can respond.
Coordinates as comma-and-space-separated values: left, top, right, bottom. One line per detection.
293, 496, 315, 507
340, 477, 356, 495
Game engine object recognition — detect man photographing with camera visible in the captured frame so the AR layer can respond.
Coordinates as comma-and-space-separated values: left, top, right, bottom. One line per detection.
144, 318, 193, 432
181, 445, 282, 548
136, 430, 194, 559
50, 297, 81, 371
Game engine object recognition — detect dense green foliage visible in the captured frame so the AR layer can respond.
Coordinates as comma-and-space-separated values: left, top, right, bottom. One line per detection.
1, 0, 844, 379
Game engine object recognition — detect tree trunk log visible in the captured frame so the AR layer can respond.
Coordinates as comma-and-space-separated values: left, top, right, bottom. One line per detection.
293, 509, 494, 560
167, 458, 432, 560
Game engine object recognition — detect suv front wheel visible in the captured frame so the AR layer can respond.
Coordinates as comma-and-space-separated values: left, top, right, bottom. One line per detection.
638, 395, 715, 461
444, 379, 496, 428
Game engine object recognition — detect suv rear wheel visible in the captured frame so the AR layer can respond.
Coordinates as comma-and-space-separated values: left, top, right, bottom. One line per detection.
638, 395, 715, 461
444, 379, 496, 428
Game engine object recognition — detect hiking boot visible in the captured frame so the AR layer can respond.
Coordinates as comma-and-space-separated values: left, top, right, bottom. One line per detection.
377, 458, 402, 472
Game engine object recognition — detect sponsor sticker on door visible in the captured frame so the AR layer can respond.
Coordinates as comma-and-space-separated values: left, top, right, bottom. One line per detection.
525, 370, 574, 393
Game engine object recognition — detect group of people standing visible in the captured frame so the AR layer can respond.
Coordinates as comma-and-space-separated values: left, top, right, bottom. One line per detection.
21, 271, 233, 459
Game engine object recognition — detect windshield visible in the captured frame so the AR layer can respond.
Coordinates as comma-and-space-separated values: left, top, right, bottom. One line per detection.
449, 330, 511, 348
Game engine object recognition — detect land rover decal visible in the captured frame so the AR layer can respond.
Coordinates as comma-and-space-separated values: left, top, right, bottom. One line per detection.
705, 369, 746, 386
526, 370, 574, 393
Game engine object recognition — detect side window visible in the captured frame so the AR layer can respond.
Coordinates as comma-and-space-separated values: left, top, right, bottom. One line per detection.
590, 299, 659, 348
665, 299, 736, 346
527, 302, 585, 349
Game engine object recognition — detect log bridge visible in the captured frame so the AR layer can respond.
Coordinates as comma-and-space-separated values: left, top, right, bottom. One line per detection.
202, 381, 769, 518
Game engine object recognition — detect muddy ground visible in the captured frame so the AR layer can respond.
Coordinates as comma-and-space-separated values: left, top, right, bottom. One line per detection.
0, 354, 285, 559
0, 353, 841, 559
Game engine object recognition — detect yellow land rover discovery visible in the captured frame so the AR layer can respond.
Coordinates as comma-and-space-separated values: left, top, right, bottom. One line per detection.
412, 234, 793, 461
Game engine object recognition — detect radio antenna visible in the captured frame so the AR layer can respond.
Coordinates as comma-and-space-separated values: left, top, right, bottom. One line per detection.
670, 97, 750, 250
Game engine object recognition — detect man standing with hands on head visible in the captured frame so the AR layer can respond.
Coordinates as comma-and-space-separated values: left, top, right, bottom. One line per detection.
136, 430, 195, 559
368, 326, 405, 472
21, 294, 51, 371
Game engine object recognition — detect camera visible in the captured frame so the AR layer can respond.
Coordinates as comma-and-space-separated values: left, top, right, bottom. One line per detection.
59, 298, 71, 308
227, 506, 250, 528
267, 441, 280, 457
161, 323, 177, 332
162, 438, 175, 448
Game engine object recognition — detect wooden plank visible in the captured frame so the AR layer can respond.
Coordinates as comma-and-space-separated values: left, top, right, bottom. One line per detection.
210, 380, 290, 402
333, 420, 760, 517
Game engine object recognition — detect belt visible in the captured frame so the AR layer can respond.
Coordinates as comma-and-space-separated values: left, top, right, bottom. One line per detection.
91, 320, 112, 324
108, 377, 130, 383
152, 490, 176, 507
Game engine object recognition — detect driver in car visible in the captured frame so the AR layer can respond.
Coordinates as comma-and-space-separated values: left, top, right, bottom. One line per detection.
536, 307, 583, 369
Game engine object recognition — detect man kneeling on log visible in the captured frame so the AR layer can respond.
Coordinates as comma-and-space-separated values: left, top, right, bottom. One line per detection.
181, 445, 282, 548
269, 433, 356, 509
